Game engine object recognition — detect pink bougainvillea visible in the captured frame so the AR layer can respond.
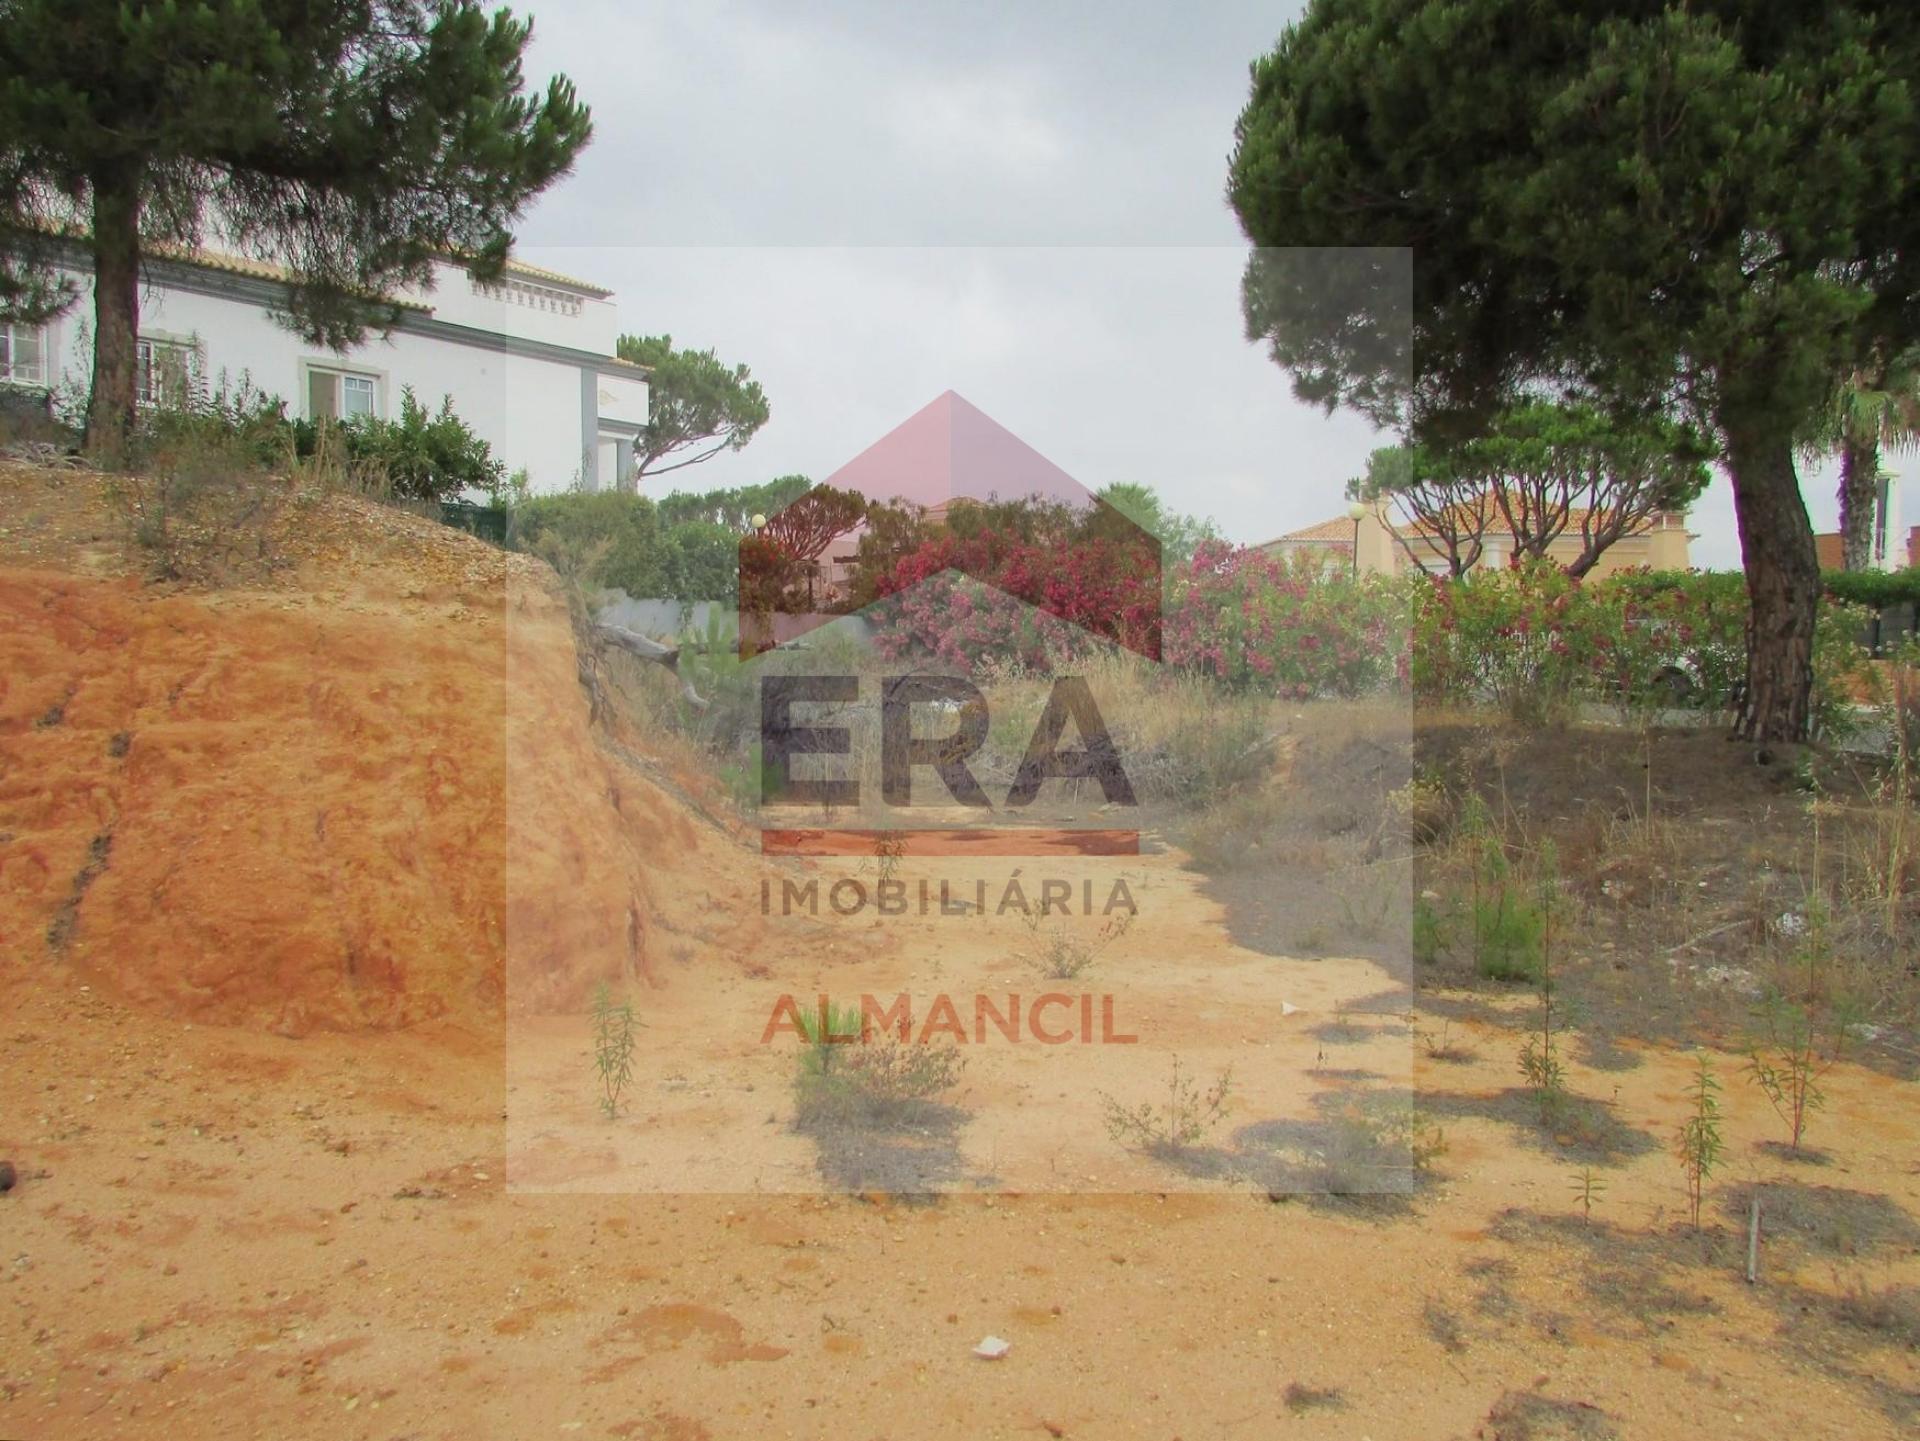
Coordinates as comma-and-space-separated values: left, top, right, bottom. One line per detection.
866, 531, 1161, 668
1163, 541, 1405, 697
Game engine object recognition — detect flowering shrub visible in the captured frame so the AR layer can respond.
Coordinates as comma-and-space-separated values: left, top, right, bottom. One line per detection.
1412, 563, 1871, 734
1411, 562, 1609, 721
867, 572, 1103, 670
1164, 541, 1406, 697
866, 531, 1160, 667
866, 522, 1871, 734
1598, 570, 1750, 707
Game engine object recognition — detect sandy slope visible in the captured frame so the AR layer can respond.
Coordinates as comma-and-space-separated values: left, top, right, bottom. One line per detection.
2, 468, 1917, 1439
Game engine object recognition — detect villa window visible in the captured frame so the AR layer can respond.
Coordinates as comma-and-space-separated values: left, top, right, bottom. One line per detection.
307, 366, 380, 421
135, 337, 198, 408
0, 322, 48, 388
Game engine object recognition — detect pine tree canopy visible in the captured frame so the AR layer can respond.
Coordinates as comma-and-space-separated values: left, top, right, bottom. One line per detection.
0, 0, 592, 447
1228, 1, 1920, 743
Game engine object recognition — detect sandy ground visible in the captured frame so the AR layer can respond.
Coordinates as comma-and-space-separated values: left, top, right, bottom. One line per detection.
506, 840, 1408, 1196
4, 466, 1919, 1438
7, 971, 1919, 1439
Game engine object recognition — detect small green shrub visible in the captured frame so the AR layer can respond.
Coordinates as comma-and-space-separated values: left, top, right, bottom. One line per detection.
590, 982, 637, 1121
1516, 844, 1568, 1124
1476, 889, 1546, 982
1099, 1056, 1233, 1155
791, 1002, 966, 1129
677, 609, 755, 742
317, 387, 502, 501
795, 1000, 866, 1067
1570, 1166, 1607, 1224
133, 371, 293, 469
1412, 894, 1452, 964
125, 375, 505, 506
1746, 993, 1853, 1153
1023, 910, 1133, 981
1517, 1026, 1568, 1122
716, 740, 770, 813
513, 490, 662, 590
1675, 1055, 1725, 1230
1465, 810, 1546, 983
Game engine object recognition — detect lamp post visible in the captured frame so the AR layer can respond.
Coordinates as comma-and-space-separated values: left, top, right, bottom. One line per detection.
1347, 500, 1367, 578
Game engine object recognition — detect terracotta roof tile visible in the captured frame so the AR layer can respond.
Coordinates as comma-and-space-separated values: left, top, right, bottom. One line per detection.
148, 243, 434, 312
1268, 493, 1677, 550
1268, 515, 1360, 544
500, 259, 613, 298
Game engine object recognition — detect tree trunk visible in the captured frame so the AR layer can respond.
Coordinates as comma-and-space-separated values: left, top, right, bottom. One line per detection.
84, 168, 144, 464
1837, 429, 1880, 571
1723, 414, 1821, 746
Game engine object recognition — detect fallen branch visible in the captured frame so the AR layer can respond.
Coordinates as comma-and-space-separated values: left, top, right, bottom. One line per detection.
1663, 918, 1749, 956
594, 622, 708, 709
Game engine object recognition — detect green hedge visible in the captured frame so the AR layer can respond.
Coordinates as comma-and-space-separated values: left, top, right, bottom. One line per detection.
134, 377, 503, 502
1402, 564, 1872, 735
508, 491, 744, 603
1823, 567, 1920, 611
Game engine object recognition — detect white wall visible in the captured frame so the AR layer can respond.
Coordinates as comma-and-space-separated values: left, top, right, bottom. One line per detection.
421, 263, 623, 355
41, 257, 644, 496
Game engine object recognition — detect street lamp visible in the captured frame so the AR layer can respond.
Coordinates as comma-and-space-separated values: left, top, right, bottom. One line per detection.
1347, 500, 1367, 578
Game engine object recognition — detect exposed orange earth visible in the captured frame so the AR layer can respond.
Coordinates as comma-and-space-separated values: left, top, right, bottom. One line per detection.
2, 465, 1917, 1439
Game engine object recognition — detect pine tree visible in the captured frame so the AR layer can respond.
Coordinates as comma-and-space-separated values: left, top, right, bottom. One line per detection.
0, 1, 592, 457
1229, 1, 1920, 743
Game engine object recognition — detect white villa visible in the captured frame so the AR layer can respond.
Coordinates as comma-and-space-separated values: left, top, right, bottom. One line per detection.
0, 242, 647, 493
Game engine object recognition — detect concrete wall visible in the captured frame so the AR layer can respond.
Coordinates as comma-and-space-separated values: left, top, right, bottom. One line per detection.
596, 594, 878, 654
1356, 507, 1398, 575
1642, 514, 1691, 571
597, 595, 719, 640
419, 267, 622, 356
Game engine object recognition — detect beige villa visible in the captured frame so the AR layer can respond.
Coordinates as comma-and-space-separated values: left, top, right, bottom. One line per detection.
1263, 501, 1692, 577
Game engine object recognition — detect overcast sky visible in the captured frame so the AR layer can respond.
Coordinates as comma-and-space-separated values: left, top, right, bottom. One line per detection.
513, 0, 1867, 571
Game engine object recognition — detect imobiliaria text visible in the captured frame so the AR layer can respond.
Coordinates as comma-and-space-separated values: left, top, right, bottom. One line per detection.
759, 874, 1138, 918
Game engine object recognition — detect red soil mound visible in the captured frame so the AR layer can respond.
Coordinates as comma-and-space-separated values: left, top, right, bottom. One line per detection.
0, 475, 740, 1034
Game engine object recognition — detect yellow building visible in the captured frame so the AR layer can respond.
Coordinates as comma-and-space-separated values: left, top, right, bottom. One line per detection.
1262, 501, 1692, 577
